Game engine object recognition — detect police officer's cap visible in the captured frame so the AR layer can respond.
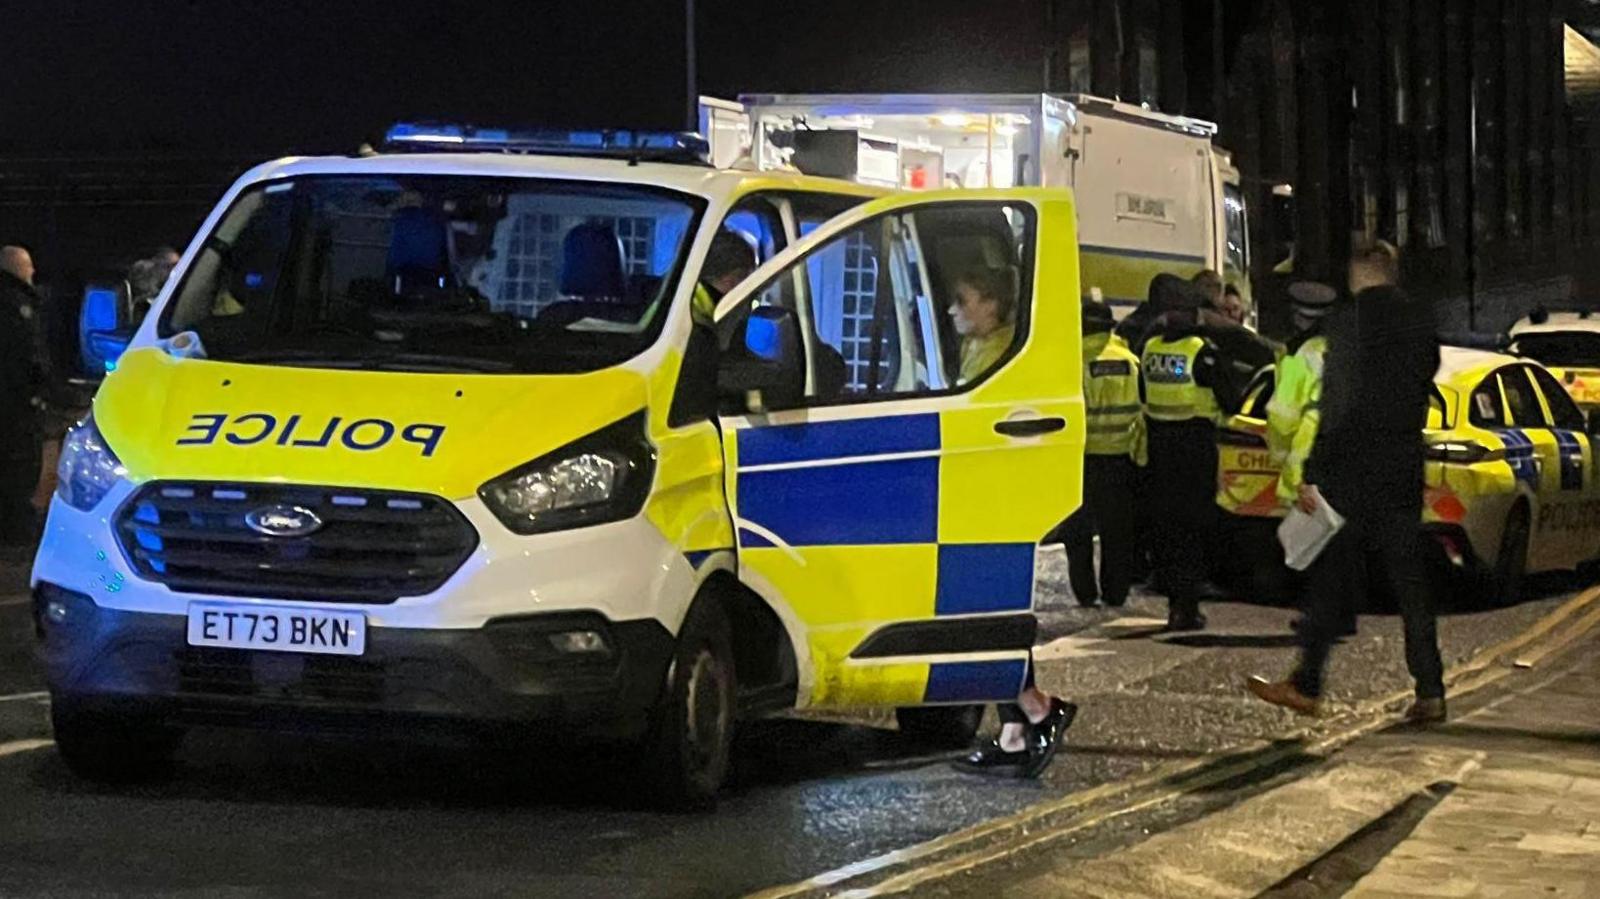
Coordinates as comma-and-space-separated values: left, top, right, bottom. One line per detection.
1288, 281, 1338, 318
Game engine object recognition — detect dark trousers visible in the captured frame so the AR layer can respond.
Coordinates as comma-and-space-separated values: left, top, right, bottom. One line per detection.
0, 436, 40, 545
1292, 509, 1444, 700
1145, 418, 1218, 622
1056, 454, 1138, 607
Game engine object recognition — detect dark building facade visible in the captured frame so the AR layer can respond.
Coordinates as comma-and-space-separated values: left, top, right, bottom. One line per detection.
4, 0, 1597, 340
1039, 0, 1600, 333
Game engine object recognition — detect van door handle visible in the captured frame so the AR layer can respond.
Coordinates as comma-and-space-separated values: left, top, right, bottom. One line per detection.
994, 417, 1067, 437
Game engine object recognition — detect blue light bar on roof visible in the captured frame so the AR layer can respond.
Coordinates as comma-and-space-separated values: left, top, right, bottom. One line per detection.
383, 123, 711, 163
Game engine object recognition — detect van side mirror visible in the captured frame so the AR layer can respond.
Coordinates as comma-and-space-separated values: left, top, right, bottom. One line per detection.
718, 306, 804, 411
79, 282, 136, 375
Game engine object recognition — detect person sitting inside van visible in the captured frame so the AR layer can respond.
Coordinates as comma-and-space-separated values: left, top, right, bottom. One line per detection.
950, 266, 1018, 384
692, 228, 759, 325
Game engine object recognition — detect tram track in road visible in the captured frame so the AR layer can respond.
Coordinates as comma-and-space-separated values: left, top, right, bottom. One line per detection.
747, 583, 1600, 898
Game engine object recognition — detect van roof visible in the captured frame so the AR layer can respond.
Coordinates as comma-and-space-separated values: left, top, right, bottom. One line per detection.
234, 152, 881, 204
737, 92, 1219, 138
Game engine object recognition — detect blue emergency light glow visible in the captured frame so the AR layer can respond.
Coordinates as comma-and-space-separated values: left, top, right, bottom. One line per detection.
746, 316, 782, 361
82, 287, 120, 332
382, 122, 711, 164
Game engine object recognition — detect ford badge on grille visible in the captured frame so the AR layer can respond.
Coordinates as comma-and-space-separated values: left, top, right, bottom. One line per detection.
244, 504, 325, 538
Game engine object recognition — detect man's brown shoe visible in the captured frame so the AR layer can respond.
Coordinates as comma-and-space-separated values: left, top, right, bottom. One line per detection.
1246, 676, 1323, 717
1405, 697, 1447, 723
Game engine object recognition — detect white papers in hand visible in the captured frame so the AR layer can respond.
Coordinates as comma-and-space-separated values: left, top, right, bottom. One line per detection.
1277, 487, 1346, 571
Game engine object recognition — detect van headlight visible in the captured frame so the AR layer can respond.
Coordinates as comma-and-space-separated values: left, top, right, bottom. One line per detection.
57, 417, 127, 511
478, 412, 655, 535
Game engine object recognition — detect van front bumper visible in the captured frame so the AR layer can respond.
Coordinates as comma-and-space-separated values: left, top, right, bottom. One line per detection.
33, 583, 675, 741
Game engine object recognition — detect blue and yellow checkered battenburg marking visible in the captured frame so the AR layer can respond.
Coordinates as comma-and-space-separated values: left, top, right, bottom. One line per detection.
732, 412, 1053, 709
923, 659, 1029, 703
736, 414, 1035, 616
737, 413, 940, 466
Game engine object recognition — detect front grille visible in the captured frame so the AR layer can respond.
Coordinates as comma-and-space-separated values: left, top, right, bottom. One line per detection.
175, 647, 390, 705
115, 482, 479, 603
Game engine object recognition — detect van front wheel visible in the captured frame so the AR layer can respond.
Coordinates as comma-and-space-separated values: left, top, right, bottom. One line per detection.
645, 601, 736, 809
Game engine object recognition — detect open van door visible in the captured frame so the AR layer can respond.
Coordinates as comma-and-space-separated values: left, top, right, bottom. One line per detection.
712, 189, 1085, 710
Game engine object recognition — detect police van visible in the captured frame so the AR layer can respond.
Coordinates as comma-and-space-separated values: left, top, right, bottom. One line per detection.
706, 93, 1251, 316
34, 125, 1086, 803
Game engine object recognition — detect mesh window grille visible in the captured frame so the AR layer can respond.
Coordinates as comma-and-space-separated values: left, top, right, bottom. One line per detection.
840, 232, 880, 390
494, 215, 655, 317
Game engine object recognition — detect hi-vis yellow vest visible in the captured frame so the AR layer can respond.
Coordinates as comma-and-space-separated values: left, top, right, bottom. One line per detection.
1084, 332, 1143, 458
1141, 333, 1220, 423
1266, 333, 1326, 502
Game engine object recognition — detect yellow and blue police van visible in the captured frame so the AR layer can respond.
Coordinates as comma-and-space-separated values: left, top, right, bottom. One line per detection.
33, 125, 1085, 802
1509, 310, 1600, 416
1217, 346, 1600, 599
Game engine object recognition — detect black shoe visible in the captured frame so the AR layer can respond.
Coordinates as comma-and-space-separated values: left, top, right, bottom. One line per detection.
1166, 612, 1207, 632
951, 740, 1028, 774
1405, 697, 1447, 724
1102, 594, 1127, 608
1077, 598, 1101, 609
1021, 699, 1079, 778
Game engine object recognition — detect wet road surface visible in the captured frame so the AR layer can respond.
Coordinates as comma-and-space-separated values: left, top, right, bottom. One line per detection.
0, 554, 1591, 898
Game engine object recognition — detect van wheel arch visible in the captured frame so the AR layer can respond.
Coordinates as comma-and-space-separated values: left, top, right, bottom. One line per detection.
691, 572, 798, 717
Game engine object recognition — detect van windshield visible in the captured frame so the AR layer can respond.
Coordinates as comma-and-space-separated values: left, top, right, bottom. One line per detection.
162, 175, 705, 374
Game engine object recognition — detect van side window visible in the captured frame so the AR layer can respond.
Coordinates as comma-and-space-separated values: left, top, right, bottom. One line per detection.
725, 202, 1033, 408
720, 197, 787, 269
1223, 183, 1248, 278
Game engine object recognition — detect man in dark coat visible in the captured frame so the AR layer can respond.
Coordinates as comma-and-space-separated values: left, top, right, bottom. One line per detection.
1247, 240, 1446, 722
0, 246, 45, 545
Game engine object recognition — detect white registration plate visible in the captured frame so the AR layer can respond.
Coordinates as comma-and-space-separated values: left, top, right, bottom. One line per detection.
186, 603, 366, 656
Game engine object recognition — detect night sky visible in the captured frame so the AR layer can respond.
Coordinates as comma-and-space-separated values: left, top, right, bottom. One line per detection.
4, 0, 1048, 158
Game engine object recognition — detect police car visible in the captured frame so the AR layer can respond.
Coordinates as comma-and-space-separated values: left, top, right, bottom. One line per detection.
1217, 346, 1600, 598
34, 125, 1088, 803
1509, 309, 1600, 414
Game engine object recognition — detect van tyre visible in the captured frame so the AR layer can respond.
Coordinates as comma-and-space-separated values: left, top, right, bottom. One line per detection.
1493, 504, 1531, 605
895, 705, 984, 748
51, 700, 182, 784
646, 600, 736, 809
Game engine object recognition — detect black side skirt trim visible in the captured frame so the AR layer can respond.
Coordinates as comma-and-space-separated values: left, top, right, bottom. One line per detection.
849, 614, 1038, 659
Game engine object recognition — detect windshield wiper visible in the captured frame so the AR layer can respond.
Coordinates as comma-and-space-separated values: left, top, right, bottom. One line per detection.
229, 348, 515, 374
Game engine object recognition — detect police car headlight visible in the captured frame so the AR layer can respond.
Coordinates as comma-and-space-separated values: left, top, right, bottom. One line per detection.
57, 416, 127, 511
478, 413, 655, 536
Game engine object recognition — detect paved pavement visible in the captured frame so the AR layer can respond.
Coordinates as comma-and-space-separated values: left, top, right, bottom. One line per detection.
0, 550, 1593, 897
968, 607, 1600, 899
1344, 647, 1600, 898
